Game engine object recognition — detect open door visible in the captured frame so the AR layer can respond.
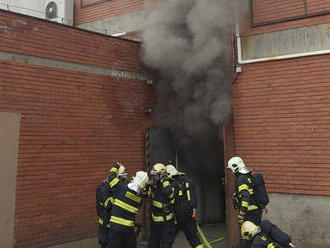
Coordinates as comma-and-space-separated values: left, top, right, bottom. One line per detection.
146, 127, 226, 224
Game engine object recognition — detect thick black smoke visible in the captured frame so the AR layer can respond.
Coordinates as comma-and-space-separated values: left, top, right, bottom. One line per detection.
142, 0, 242, 170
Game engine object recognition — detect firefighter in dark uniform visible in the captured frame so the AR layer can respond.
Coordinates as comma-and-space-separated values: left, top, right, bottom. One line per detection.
148, 163, 176, 248
166, 164, 203, 248
96, 165, 127, 248
240, 221, 295, 248
96, 179, 113, 248
227, 157, 263, 247
107, 162, 149, 248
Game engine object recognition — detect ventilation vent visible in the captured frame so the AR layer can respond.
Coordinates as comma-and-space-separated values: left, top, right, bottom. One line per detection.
45, 1, 58, 20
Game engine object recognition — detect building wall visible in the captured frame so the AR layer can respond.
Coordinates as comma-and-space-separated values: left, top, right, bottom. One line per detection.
230, 1, 330, 247
243, 0, 330, 36
74, 0, 144, 25
73, 0, 161, 39
233, 54, 330, 195
0, 10, 154, 248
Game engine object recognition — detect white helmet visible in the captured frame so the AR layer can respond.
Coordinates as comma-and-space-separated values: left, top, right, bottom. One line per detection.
117, 164, 128, 178
227, 156, 250, 174
166, 164, 185, 178
241, 221, 261, 240
150, 163, 167, 176
132, 171, 149, 189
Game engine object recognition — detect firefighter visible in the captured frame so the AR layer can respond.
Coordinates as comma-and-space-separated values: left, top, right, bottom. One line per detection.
240, 221, 295, 248
148, 163, 176, 248
166, 164, 203, 248
107, 162, 149, 248
96, 164, 128, 248
227, 157, 262, 225
227, 156, 263, 248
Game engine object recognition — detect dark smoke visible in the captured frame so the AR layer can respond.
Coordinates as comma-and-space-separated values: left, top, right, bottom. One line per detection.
142, 0, 242, 171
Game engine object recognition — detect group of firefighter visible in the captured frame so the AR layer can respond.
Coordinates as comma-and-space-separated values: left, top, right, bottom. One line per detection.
96, 162, 203, 248
96, 157, 295, 248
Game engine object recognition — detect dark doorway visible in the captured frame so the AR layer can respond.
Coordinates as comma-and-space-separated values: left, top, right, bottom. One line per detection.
146, 127, 226, 224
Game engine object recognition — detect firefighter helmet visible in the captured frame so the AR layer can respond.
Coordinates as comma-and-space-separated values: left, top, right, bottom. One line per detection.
132, 171, 149, 189
150, 163, 167, 176
241, 221, 261, 240
117, 163, 128, 178
166, 164, 185, 178
227, 156, 250, 174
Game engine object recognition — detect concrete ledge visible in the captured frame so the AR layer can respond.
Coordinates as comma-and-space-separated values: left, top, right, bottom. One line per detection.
0, 51, 148, 80
77, 9, 149, 37
242, 23, 330, 60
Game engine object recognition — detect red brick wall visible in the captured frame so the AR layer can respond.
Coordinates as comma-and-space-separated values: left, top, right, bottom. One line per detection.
74, 0, 145, 25
252, 0, 306, 24
0, 11, 143, 72
243, 1, 330, 36
0, 10, 154, 248
232, 54, 330, 196
74, 0, 163, 26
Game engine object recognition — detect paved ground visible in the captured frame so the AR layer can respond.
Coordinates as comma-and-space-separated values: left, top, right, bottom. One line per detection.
138, 221, 227, 248
48, 222, 227, 248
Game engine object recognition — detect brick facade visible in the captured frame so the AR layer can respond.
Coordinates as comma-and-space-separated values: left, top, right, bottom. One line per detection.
74, 0, 146, 25
243, 0, 330, 36
0, 10, 154, 247
233, 54, 330, 195
232, 2, 330, 196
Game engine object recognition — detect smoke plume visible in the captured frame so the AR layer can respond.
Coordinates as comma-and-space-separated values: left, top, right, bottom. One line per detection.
142, 0, 242, 170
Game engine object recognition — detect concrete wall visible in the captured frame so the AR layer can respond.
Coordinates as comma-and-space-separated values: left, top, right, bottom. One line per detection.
0, 112, 21, 248
0, 0, 45, 19
266, 193, 330, 248
77, 9, 149, 39
242, 23, 330, 60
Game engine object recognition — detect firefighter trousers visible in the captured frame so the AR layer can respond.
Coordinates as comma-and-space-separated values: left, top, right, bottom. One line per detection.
244, 208, 262, 225
148, 221, 176, 248
107, 226, 136, 248
175, 217, 202, 248
98, 223, 109, 248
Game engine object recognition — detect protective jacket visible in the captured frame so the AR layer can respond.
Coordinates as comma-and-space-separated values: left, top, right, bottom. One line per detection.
96, 181, 113, 247
96, 181, 113, 227
148, 176, 176, 248
250, 233, 287, 248
108, 164, 143, 230
236, 173, 259, 214
150, 176, 175, 224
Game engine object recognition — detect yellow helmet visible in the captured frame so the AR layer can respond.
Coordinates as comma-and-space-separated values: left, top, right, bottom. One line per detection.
241, 221, 261, 240
151, 163, 166, 176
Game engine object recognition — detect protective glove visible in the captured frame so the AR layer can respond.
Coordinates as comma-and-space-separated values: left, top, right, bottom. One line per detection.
192, 208, 196, 218
237, 210, 245, 224
108, 162, 121, 179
